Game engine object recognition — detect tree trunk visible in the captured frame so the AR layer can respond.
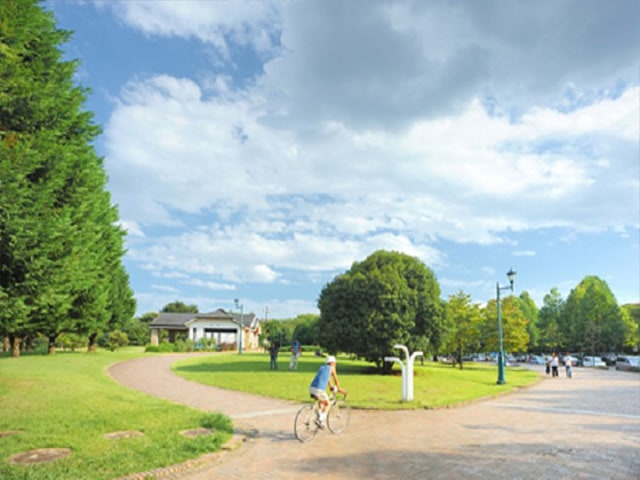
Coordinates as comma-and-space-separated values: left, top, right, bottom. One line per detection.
458, 346, 464, 370
11, 337, 21, 358
87, 333, 97, 353
2, 336, 8, 352
48, 335, 57, 355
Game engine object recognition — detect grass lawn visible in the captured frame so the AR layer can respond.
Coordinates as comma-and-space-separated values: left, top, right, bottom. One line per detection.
173, 351, 540, 409
0, 348, 233, 480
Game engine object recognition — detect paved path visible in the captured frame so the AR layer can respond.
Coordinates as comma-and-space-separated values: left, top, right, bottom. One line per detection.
109, 355, 640, 480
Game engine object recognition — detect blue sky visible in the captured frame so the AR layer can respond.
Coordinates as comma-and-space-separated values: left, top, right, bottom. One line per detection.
46, 0, 639, 318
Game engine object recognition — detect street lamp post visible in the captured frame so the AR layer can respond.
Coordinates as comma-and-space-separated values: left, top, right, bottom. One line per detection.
234, 298, 244, 355
496, 268, 517, 385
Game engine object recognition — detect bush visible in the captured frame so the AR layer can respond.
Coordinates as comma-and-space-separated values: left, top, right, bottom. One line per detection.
145, 344, 160, 353
57, 333, 87, 352
175, 339, 196, 352
198, 337, 217, 351
158, 342, 177, 353
98, 330, 129, 352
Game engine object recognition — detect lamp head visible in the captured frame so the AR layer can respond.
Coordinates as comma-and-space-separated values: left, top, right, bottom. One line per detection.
506, 268, 517, 289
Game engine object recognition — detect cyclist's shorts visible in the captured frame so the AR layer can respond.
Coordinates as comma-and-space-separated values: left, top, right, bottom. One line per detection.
309, 387, 329, 401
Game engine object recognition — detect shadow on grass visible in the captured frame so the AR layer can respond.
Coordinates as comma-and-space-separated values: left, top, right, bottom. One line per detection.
173, 358, 378, 376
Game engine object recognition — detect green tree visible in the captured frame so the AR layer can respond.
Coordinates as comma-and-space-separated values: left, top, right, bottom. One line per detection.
290, 313, 320, 345
621, 304, 640, 352
562, 276, 626, 354
537, 287, 565, 351
317, 250, 445, 372
482, 296, 530, 354
161, 301, 199, 313
0, 0, 135, 356
519, 291, 540, 351
443, 291, 482, 369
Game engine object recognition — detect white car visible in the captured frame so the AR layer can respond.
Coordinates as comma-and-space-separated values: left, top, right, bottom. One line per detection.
582, 356, 606, 368
615, 356, 640, 372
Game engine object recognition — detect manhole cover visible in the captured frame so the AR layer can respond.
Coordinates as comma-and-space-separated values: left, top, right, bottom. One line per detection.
9, 448, 72, 464
104, 430, 144, 440
180, 428, 213, 437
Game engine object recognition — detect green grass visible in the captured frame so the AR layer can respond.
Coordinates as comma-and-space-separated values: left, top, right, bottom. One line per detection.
0, 348, 233, 480
173, 351, 540, 409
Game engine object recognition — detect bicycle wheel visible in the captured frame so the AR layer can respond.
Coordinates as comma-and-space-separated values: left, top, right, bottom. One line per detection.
294, 404, 320, 442
327, 399, 350, 434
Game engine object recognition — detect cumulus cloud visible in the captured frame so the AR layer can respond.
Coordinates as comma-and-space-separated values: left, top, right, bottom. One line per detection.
87, 0, 639, 309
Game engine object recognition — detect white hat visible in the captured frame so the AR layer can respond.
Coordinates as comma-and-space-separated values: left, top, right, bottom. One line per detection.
325, 355, 337, 364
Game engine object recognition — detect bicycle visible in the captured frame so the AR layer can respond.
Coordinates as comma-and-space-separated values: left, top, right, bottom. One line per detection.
293, 391, 350, 443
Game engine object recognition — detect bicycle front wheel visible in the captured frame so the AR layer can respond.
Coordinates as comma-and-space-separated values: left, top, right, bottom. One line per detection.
327, 399, 350, 434
294, 404, 320, 442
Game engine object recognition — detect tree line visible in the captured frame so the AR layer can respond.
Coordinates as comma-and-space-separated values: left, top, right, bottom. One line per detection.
0, 0, 136, 356
313, 250, 638, 372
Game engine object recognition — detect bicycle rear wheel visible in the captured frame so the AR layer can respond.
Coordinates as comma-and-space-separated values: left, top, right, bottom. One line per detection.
294, 404, 320, 442
327, 399, 350, 434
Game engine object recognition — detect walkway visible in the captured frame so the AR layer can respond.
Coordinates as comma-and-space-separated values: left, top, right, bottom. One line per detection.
109, 355, 640, 480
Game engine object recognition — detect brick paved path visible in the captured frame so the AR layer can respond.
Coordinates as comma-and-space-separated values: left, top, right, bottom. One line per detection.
109, 355, 640, 480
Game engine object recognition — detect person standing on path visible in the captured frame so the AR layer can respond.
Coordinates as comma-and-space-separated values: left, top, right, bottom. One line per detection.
563, 352, 573, 378
289, 341, 301, 370
308, 356, 346, 428
269, 342, 279, 370
550, 352, 560, 378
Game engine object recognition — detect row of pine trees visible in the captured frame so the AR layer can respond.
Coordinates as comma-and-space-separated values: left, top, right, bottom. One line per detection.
0, 0, 136, 356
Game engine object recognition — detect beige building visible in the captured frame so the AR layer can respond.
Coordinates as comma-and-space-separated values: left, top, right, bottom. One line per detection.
149, 309, 261, 351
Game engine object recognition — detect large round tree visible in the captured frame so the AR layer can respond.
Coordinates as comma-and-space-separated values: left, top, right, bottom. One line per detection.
317, 250, 445, 371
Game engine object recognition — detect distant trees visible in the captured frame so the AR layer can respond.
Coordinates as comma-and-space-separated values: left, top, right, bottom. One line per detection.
313, 255, 635, 366
442, 291, 482, 369
0, 0, 135, 356
161, 301, 198, 314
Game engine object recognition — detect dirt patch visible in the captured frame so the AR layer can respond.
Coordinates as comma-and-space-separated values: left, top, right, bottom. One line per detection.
8, 448, 72, 464
179, 428, 213, 438
104, 430, 144, 440
0, 430, 23, 438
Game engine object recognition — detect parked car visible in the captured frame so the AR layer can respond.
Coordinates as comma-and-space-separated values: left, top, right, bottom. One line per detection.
529, 355, 546, 365
601, 353, 617, 366
615, 356, 640, 372
562, 355, 581, 367
582, 356, 606, 368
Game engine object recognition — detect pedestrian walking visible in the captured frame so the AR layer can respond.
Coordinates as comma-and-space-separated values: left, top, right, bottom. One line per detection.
289, 340, 302, 370
545, 356, 551, 375
550, 352, 559, 378
269, 342, 279, 370
563, 352, 573, 379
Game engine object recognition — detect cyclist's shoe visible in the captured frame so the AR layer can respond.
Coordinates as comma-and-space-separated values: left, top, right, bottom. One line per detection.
315, 419, 325, 429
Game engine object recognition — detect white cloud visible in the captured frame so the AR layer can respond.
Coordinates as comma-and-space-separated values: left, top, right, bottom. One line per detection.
88, 0, 639, 309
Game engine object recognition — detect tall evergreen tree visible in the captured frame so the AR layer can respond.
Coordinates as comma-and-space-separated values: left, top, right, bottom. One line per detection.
0, 0, 135, 356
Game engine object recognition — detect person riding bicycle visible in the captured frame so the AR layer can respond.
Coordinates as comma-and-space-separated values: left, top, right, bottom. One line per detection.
308, 355, 346, 428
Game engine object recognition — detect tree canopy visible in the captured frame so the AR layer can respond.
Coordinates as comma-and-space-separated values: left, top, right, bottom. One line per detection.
0, 0, 135, 355
317, 250, 445, 371
161, 301, 199, 314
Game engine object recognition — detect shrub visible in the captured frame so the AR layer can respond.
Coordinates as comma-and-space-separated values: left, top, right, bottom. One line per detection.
175, 339, 196, 352
98, 330, 129, 352
145, 344, 160, 353
57, 333, 87, 352
158, 342, 177, 353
